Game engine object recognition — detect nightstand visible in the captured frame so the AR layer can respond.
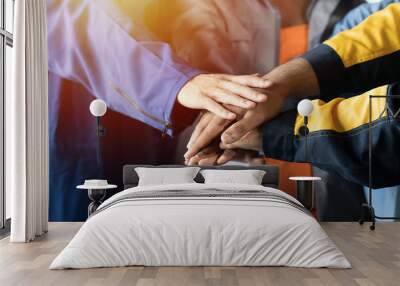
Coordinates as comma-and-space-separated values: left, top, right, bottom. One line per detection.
77, 180, 117, 216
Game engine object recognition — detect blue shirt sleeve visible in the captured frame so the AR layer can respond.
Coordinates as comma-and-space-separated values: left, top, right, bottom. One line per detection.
47, 0, 201, 135
332, 0, 400, 35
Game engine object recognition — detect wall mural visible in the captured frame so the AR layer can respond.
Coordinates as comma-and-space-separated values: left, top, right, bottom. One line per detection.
48, 0, 378, 222
47, 0, 279, 221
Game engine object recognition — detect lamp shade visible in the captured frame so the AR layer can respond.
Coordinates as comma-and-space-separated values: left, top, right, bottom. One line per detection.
89, 99, 107, 117
297, 99, 314, 117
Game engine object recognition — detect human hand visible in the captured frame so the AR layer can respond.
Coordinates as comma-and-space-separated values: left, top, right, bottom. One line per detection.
186, 143, 264, 166
219, 129, 263, 152
185, 143, 237, 166
217, 57, 319, 143
184, 93, 284, 161
185, 58, 318, 162
184, 105, 246, 160
185, 84, 286, 160
185, 122, 263, 166
177, 74, 271, 119
221, 93, 285, 145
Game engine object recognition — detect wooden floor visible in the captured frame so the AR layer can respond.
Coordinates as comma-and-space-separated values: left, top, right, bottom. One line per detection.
0, 222, 400, 286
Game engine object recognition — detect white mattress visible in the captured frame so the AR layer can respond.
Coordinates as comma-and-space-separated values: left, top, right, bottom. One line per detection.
50, 183, 350, 269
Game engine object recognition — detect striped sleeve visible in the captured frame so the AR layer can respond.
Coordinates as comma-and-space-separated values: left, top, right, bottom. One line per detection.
302, 3, 400, 100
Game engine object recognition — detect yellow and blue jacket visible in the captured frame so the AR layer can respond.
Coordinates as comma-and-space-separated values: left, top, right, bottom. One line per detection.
262, 3, 400, 188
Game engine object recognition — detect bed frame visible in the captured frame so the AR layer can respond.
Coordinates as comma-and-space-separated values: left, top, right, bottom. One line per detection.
123, 165, 280, 190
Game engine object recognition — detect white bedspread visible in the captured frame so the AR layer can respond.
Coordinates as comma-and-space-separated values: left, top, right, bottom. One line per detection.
50, 183, 350, 269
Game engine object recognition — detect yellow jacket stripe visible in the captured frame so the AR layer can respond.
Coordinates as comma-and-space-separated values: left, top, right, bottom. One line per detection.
302, 3, 400, 101
325, 3, 400, 68
294, 86, 388, 135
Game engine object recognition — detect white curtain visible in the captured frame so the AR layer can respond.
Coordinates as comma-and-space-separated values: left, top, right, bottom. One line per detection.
8, 0, 49, 242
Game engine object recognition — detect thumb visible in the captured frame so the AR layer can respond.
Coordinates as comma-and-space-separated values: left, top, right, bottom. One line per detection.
221, 117, 258, 144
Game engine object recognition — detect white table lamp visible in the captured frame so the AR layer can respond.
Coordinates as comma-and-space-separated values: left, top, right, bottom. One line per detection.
294, 100, 318, 212
297, 99, 314, 123
90, 99, 107, 117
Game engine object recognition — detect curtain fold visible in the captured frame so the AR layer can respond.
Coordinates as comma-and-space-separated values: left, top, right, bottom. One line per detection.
9, 0, 49, 242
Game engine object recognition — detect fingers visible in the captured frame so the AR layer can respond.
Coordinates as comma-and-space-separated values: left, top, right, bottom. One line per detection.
177, 73, 271, 119
221, 94, 285, 145
187, 152, 205, 166
216, 149, 236, 165
224, 104, 247, 117
187, 154, 201, 166
187, 112, 212, 149
202, 97, 236, 120
221, 116, 261, 145
219, 135, 247, 151
208, 88, 256, 109
220, 130, 255, 150
187, 148, 233, 166
185, 116, 231, 159
198, 154, 219, 166
219, 141, 234, 150
186, 145, 220, 166
218, 80, 268, 103
223, 74, 273, 89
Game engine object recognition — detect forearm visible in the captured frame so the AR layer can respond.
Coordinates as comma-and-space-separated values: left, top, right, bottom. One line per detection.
262, 58, 320, 100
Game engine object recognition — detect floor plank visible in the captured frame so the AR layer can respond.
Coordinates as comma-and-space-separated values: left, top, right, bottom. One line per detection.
0, 222, 399, 286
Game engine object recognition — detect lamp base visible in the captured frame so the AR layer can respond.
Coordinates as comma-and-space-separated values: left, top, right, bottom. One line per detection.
296, 180, 314, 211
87, 189, 106, 216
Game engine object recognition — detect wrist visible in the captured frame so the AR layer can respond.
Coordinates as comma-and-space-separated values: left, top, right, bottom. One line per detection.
171, 98, 200, 134
262, 72, 292, 101
176, 77, 193, 106
263, 58, 319, 99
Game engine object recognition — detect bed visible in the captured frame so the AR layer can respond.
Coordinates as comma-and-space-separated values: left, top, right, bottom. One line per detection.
50, 165, 350, 269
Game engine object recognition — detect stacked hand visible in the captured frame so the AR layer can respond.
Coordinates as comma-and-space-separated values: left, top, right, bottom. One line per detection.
177, 73, 273, 165
180, 58, 318, 165
177, 73, 272, 119
184, 84, 287, 165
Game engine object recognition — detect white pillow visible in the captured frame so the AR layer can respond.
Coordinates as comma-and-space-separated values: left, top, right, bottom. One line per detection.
200, 169, 266, 185
135, 167, 200, 186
